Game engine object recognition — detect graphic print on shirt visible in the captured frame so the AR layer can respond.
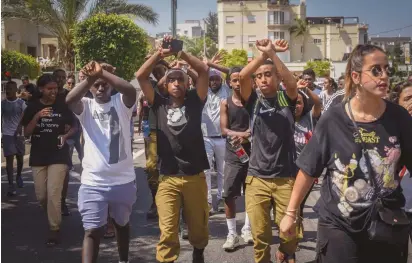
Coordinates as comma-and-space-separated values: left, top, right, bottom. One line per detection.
92, 107, 127, 164
330, 128, 401, 217
34, 112, 62, 137
167, 106, 187, 127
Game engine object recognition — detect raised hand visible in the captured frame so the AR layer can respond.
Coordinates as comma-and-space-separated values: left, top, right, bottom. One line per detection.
255, 39, 273, 54
211, 50, 224, 64
272, 39, 289, 53
101, 63, 116, 74
81, 61, 103, 78
297, 79, 309, 90
159, 36, 176, 58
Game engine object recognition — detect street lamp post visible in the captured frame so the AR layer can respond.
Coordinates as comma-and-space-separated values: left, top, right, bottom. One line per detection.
171, 0, 177, 37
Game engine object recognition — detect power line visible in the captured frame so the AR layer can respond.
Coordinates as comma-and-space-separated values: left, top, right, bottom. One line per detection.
369, 24, 412, 36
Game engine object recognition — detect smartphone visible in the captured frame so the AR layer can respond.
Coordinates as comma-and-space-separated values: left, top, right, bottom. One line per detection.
162, 39, 183, 52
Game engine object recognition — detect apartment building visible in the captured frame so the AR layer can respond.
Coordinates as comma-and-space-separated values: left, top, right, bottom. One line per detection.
217, 0, 368, 62
1, 18, 58, 59
177, 20, 204, 38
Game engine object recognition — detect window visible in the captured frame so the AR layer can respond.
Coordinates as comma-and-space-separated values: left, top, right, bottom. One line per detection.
27, 46, 37, 57
314, 39, 322, 44
269, 31, 285, 40
274, 11, 285, 24
226, 36, 235, 44
226, 16, 235, 24
247, 15, 256, 23
248, 35, 256, 43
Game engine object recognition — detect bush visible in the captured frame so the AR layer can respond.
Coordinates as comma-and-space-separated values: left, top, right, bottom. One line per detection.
221, 49, 248, 68
1, 50, 40, 80
304, 60, 331, 77
74, 14, 149, 81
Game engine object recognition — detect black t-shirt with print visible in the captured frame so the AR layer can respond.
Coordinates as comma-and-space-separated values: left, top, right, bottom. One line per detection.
245, 90, 298, 178
152, 89, 209, 175
294, 111, 317, 157
22, 99, 74, 166
297, 101, 412, 233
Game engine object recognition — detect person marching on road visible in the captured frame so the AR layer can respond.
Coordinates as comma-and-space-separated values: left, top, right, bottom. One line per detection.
220, 67, 253, 251
2, 81, 26, 196
136, 36, 210, 263
66, 61, 137, 263
22, 74, 78, 246
202, 68, 231, 213
239, 39, 302, 263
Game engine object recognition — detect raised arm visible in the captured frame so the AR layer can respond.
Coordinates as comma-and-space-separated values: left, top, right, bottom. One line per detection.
263, 39, 297, 100
180, 51, 209, 102
101, 70, 136, 108
297, 79, 322, 118
206, 50, 230, 74
136, 52, 163, 105
239, 48, 268, 102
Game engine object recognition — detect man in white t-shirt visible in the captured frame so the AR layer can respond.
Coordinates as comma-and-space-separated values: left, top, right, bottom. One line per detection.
66, 61, 136, 263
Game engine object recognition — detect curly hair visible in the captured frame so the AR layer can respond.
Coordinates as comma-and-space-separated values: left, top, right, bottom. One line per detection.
390, 80, 412, 104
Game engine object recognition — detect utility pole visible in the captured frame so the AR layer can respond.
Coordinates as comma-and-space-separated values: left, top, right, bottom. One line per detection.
171, 0, 177, 37
203, 19, 207, 58
240, 1, 244, 49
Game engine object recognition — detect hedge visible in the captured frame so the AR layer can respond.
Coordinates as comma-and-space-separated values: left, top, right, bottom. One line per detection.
1, 50, 40, 80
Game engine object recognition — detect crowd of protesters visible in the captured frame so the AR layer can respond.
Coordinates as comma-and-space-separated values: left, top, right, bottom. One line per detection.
2, 36, 412, 263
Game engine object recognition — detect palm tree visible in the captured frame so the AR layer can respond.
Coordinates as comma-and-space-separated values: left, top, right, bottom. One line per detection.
2, 0, 159, 70
289, 18, 308, 61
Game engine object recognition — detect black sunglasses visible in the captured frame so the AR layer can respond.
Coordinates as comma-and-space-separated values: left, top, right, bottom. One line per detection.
362, 66, 394, 78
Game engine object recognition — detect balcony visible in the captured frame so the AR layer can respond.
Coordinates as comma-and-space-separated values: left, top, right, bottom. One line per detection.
267, 0, 289, 6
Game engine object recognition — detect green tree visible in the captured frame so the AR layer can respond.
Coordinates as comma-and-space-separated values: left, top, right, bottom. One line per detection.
1, 50, 40, 80
305, 60, 331, 77
205, 12, 218, 43
2, 0, 158, 71
180, 36, 218, 59
221, 49, 248, 68
289, 18, 308, 61
74, 14, 148, 81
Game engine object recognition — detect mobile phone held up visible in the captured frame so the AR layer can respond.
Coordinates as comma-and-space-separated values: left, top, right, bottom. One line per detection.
162, 39, 183, 53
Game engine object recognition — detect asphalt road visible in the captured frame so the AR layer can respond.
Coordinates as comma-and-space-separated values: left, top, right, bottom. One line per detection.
2, 130, 411, 263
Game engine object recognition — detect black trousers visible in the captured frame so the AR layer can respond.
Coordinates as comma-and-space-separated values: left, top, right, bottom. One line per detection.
315, 218, 407, 263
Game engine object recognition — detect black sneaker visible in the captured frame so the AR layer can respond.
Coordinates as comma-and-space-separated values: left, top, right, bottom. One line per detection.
192, 247, 205, 263
16, 176, 24, 188
7, 185, 16, 196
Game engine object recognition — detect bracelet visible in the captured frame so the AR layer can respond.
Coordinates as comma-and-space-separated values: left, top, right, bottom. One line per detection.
286, 208, 298, 212
285, 213, 298, 224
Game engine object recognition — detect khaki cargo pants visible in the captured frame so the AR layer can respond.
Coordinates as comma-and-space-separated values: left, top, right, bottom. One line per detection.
145, 130, 159, 192
155, 172, 209, 262
245, 176, 303, 263
32, 164, 68, 231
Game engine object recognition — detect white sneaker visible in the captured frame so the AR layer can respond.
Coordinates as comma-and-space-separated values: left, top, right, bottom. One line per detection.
222, 234, 240, 251
241, 230, 253, 244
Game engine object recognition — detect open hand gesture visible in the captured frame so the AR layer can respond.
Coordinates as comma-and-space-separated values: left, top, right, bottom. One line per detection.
272, 39, 289, 53
297, 79, 309, 90
256, 39, 273, 53
211, 50, 224, 64
81, 61, 103, 78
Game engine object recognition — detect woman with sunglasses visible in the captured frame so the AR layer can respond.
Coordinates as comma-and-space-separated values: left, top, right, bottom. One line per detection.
279, 44, 412, 263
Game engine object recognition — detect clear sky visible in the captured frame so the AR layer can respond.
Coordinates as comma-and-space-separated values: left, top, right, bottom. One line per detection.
132, 0, 412, 38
